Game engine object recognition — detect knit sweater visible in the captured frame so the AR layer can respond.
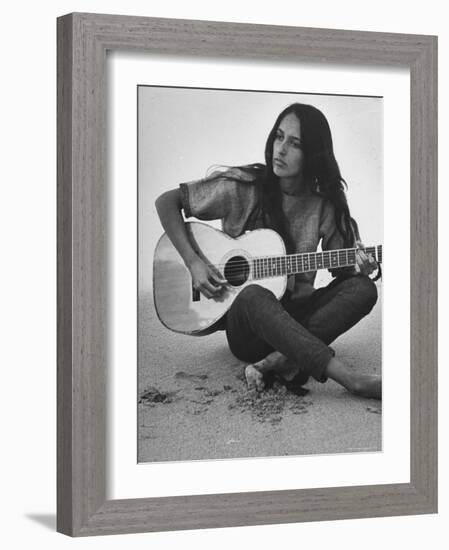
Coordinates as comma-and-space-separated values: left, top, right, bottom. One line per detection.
180, 167, 355, 304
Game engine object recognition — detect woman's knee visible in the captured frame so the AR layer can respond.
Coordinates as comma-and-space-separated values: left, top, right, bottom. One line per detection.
350, 275, 378, 312
234, 284, 276, 308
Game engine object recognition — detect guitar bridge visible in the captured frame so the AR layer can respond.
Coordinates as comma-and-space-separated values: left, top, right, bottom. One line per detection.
192, 285, 200, 302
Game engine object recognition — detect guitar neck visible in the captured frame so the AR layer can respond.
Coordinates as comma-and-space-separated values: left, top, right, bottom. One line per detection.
252, 245, 382, 280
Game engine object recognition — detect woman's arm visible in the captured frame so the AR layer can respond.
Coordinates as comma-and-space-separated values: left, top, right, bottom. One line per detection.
321, 202, 377, 278
155, 188, 227, 298
155, 188, 198, 268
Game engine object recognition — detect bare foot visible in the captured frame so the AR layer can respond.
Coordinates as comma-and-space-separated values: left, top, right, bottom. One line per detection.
350, 374, 382, 400
325, 357, 381, 400
255, 351, 299, 380
245, 365, 265, 392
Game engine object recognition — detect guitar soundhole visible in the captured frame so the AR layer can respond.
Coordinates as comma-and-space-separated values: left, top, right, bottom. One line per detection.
224, 256, 250, 287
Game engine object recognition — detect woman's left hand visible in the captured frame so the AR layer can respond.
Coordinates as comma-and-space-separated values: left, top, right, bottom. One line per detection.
354, 241, 378, 276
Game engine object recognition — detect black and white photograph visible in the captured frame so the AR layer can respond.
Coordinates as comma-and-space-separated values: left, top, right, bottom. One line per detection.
138, 86, 383, 463
3, 0, 442, 545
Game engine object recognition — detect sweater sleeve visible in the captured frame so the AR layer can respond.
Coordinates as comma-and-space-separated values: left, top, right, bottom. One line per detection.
320, 200, 358, 277
179, 168, 259, 237
180, 173, 235, 221
320, 201, 346, 250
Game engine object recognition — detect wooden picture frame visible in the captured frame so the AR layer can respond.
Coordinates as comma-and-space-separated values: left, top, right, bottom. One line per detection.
57, 12, 437, 536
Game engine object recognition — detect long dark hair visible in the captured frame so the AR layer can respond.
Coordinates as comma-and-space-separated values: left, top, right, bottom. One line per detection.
209, 103, 357, 249
263, 103, 357, 249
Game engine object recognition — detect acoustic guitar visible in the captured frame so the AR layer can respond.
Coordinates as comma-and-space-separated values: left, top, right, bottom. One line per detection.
153, 221, 382, 336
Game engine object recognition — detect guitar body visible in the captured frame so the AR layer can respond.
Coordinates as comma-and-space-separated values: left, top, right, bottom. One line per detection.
153, 222, 287, 335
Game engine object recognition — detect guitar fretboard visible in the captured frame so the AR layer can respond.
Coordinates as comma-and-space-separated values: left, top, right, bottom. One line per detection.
252, 245, 382, 279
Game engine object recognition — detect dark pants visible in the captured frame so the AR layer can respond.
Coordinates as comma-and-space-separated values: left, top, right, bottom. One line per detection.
225, 276, 378, 383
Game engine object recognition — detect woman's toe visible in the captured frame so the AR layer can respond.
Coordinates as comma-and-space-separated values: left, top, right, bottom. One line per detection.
245, 365, 265, 392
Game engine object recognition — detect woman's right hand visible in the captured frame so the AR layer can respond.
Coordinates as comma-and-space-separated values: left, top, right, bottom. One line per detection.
155, 188, 228, 299
188, 257, 228, 299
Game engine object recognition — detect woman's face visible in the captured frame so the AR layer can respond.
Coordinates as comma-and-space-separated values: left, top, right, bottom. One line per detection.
272, 113, 304, 181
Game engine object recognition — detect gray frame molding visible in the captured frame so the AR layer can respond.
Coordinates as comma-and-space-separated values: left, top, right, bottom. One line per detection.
57, 12, 437, 536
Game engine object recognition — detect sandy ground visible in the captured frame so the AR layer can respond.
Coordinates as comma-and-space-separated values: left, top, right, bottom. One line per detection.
138, 286, 382, 463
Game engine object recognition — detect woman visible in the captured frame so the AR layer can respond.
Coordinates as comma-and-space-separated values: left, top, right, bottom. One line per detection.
155, 103, 381, 399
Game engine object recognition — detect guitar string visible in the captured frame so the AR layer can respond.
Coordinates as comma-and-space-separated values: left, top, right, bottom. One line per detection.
205, 259, 381, 275
203, 246, 381, 272
205, 256, 378, 270
205, 262, 380, 277
205, 266, 381, 282
200, 245, 381, 266
204, 261, 382, 279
